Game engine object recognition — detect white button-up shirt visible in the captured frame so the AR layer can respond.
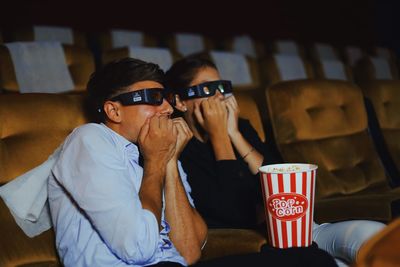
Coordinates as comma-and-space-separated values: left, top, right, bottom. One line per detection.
48, 123, 194, 267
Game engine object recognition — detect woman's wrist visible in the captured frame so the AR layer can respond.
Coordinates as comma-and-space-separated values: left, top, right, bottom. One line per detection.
228, 130, 242, 141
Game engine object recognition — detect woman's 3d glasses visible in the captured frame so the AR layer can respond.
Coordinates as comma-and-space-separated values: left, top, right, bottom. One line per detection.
110, 88, 175, 106
178, 80, 233, 100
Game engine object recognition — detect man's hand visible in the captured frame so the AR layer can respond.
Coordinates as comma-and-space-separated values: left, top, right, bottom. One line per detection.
225, 95, 240, 138
193, 97, 228, 138
169, 118, 193, 161
138, 115, 177, 167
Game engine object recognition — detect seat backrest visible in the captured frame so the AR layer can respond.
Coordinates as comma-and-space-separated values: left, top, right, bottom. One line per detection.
0, 93, 87, 266
0, 44, 94, 93
208, 50, 260, 91
260, 54, 315, 86
167, 33, 213, 57
266, 80, 391, 199
310, 43, 341, 62
314, 59, 353, 81
354, 56, 399, 84
271, 40, 306, 57
355, 218, 400, 267
0, 94, 88, 184
11, 25, 87, 47
235, 91, 265, 142
97, 29, 158, 51
374, 47, 398, 63
223, 35, 265, 59
344, 46, 365, 66
102, 46, 180, 72
362, 80, 400, 170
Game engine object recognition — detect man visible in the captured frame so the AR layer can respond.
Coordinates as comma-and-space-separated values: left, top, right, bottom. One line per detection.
48, 58, 337, 267
49, 58, 207, 267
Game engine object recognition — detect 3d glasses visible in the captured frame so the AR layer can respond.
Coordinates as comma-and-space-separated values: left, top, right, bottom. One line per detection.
178, 80, 233, 100
110, 88, 175, 106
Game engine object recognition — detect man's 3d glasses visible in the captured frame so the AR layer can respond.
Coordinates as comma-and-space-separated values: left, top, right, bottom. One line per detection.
178, 80, 233, 100
110, 88, 175, 106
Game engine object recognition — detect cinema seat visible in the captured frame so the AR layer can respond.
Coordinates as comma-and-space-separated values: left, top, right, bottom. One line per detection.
96, 29, 158, 51
265, 80, 400, 223
0, 43, 94, 93
10, 25, 87, 47
355, 218, 400, 267
362, 80, 400, 170
102, 46, 180, 72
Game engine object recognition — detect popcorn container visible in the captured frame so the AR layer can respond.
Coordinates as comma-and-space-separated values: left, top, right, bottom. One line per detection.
259, 163, 317, 248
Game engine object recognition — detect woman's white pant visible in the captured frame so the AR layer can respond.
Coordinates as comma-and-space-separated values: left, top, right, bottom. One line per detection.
313, 220, 386, 267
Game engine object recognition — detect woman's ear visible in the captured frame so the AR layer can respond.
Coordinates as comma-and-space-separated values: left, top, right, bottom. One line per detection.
103, 101, 122, 123
174, 95, 187, 112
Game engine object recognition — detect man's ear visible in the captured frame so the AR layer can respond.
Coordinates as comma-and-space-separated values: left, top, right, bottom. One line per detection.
174, 95, 187, 112
104, 101, 122, 123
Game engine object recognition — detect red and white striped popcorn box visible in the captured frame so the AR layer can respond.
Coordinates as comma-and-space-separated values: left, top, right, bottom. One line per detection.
259, 163, 317, 248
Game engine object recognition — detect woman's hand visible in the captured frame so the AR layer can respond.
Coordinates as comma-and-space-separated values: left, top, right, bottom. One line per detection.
193, 97, 228, 138
225, 95, 240, 138
170, 117, 193, 161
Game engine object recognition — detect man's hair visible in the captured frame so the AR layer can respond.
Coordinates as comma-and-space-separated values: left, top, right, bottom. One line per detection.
164, 53, 217, 94
86, 57, 165, 122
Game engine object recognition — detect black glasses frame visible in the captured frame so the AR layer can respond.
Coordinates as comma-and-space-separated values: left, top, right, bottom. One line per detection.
110, 88, 175, 106
178, 80, 233, 100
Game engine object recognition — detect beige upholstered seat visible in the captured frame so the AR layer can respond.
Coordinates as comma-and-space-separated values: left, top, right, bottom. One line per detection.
193, 51, 261, 92
0, 44, 94, 93
355, 218, 400, 267
222, 35, 265, 59
309, 43, 342, 62
260, 54, 315, 86
343, 46, 365, 67
270, 40, 306, 57
0, 93, 266, 265
266, 80, 400, 222
97, 29, 158, 51
313, 59, 353, 81
10, 25, 87, 47
166, 33, 214, 57
362, 80, 400, 169
0, 94, 86, 266
235, 91, 265, 142
354, 56, 399, 84
102, 46, 181, 71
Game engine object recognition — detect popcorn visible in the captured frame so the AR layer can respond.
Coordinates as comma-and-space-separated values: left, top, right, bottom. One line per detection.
270, 165, 302, 172
259, 163, 318, 248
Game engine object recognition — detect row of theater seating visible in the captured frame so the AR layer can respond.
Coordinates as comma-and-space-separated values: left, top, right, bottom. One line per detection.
0, 41, 398, 95
1, 26, 398, 61
1, 26, 399, 81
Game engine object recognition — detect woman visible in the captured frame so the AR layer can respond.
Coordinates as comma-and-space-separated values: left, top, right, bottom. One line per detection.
165, 54, 385, 267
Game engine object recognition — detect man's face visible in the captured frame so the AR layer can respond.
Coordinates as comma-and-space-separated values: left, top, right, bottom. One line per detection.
109, 80, 173, 143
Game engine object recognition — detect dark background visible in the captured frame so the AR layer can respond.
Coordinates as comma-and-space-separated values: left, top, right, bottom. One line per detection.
1, 0, 399, 54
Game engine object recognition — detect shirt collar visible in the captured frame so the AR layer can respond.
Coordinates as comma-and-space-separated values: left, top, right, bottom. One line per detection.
99, 123, 139, 160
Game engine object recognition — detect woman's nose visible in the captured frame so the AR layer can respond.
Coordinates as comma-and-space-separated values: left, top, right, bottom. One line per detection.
214, 90, 225, 100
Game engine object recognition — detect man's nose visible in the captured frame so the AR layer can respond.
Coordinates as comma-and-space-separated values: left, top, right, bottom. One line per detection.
159, 99, 173, 115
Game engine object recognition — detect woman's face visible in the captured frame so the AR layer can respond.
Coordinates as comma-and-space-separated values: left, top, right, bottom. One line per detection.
177, 66, 226, 135
183, 66, 224, 114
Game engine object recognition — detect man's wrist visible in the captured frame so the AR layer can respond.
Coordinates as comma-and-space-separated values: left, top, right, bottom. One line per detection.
144, 160, 166, 175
